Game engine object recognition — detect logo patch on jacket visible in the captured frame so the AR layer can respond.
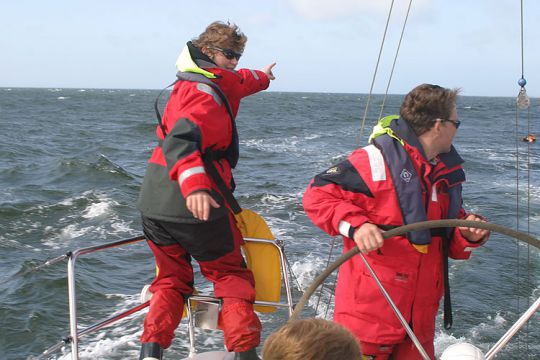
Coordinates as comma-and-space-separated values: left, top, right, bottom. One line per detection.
325, 166, 341, 175
395, 272, 409, 282
400, 168, 412, 183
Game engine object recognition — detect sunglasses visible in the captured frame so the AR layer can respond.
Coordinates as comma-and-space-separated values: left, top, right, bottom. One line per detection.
210, 46, 242, 60
440, 118, 461, 129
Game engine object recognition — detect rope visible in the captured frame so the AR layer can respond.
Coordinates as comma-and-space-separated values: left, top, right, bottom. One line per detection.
290, 219, 540, 320
377, 0, 414, 121
357, 0, 396, 145
323, 264, 338, 319
284, 251, 303, 292
525, 105, 531, 354
515, 0, 532, 352
514, 94, 521, 353
314, 236, 337, 317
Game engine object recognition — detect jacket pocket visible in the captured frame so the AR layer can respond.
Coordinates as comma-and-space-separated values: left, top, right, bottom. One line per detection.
354, 257, 417, 328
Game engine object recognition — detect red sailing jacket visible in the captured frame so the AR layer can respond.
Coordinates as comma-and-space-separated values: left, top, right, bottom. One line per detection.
138, 47, 269, 223
150, 67, 268, 194
302, 129, 485, 345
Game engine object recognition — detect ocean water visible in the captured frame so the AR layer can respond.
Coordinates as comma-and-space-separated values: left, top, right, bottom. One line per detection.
0, 87, 539, 359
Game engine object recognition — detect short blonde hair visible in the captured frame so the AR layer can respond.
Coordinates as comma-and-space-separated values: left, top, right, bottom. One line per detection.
262, 318, 362, 360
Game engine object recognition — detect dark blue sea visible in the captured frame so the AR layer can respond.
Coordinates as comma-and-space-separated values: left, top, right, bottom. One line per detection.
0, 87, 539, 359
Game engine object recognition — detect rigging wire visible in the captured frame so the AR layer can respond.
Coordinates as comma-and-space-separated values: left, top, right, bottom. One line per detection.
520, 0, 525, 80
358, 0, 414, 145
357, 0, 396, 145
377, 0, 414, 121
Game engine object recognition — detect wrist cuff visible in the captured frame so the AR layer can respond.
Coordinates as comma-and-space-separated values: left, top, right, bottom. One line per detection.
348, 226, 357, 239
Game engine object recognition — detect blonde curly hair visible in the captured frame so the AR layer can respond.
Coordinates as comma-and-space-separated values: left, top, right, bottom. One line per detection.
192, 21, 247, 56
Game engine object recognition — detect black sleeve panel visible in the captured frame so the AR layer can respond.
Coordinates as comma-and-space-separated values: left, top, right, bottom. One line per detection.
311, 160, 374, 198
162, 117, 201, 172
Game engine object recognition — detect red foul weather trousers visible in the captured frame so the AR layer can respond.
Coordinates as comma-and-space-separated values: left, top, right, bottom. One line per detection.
140, 213, 261, 351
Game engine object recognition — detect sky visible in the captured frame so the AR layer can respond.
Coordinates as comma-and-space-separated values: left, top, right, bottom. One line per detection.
1, 0, 539, 97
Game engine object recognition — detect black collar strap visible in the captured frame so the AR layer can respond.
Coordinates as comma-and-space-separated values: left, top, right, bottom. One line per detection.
186, 41, 215, 66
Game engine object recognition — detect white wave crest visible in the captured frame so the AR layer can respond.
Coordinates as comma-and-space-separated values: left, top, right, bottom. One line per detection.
82, 201, 112, 219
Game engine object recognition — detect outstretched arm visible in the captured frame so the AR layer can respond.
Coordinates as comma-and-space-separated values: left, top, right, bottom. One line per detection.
261, 62, 276, 80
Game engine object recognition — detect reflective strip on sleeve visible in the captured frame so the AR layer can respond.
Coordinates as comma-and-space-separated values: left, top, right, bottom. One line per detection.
178, 166, 206, 186
249, 69, 260, 80
196, 83, 222, 106
431, 184, 438, 202
338, 220, 353, 238
364, 144, 386, 181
